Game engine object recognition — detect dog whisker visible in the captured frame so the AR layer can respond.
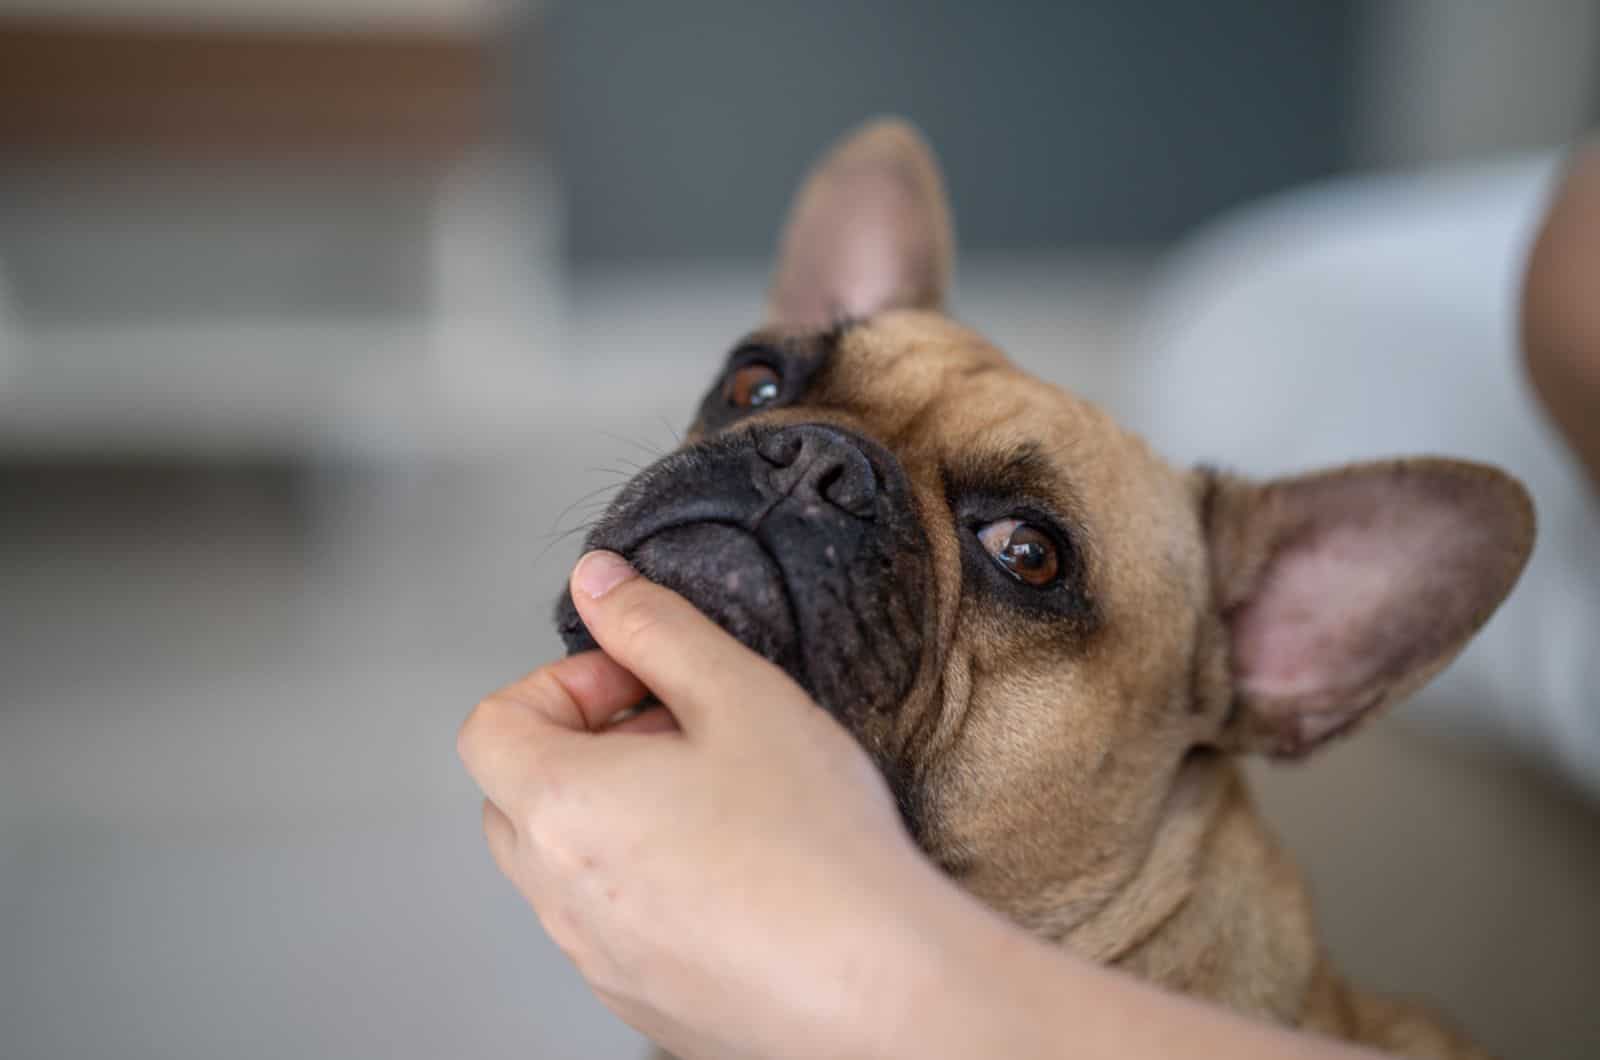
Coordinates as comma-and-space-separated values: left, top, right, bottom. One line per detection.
532, 520, 602, 569
532, 517, 602, 545
597, 429, 667, 462
545, 483, 622, 538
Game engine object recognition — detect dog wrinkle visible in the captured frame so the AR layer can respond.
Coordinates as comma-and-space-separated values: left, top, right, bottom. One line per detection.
1064, 751, 1225, 962
916, 637, 977, 774
836, 565, 898, 689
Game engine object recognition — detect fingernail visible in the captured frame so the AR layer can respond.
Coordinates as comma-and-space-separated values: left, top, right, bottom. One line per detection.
575, 551, 637, 599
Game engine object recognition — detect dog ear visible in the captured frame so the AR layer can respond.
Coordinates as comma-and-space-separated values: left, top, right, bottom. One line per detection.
1203, 459, 1534, 758
767, 118, 955, 329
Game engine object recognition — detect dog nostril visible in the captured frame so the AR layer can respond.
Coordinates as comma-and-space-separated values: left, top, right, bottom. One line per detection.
823, 464, 875, 516
815, 464, 846, 506
758, 431, 805, 468
759, 425, 879, 517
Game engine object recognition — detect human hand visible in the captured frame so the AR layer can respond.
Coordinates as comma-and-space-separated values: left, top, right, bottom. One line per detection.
460, 553, 1385, 1060
457, 552, 951, 1059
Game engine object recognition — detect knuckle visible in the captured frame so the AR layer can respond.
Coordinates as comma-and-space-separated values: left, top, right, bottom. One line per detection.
456, 695, 503, 763
461, 690, 572, 809
459, 690, 528, 755
539, 831, 588, 877
509, 665, 587, 732
513, 744, 563, 808
461, 665, 577, 752
522, 742, 577, 811
522, 805, 580, 877
521, 668, 573, 715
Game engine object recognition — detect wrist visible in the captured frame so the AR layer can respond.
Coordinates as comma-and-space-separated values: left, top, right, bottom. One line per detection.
854, 877, 1377, 1060
844, 860, 1053, 1060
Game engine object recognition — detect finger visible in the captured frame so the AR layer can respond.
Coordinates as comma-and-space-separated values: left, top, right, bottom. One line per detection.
545, 651, 652, 732
569, 551, 802, 733
458, 654, 640, 814
607, 704, 681, 735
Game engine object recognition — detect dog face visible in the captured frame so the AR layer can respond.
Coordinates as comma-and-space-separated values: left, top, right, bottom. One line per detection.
556, 121, 1534, 946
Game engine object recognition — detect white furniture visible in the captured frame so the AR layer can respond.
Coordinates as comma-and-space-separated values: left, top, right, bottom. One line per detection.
1132, 155, 1600, 802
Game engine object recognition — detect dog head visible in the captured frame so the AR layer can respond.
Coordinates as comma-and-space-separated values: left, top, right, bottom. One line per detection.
554, 120, 1535, 946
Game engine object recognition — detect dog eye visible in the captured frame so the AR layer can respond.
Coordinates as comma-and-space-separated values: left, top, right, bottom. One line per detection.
724, 362, 783, 410
977, 518, 1060, 587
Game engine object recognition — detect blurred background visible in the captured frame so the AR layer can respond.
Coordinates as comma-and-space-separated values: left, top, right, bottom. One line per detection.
3, 2, 1599, 1058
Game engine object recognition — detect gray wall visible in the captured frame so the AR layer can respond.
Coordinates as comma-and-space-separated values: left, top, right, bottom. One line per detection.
548, 1, 1361, 264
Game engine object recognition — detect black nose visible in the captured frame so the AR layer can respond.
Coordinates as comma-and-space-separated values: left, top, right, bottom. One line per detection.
757, 425, 879, 518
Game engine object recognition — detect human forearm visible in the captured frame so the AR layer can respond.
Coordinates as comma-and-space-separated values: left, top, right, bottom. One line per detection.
1524, 141, 1600, 496
868, 871, 1382, 1060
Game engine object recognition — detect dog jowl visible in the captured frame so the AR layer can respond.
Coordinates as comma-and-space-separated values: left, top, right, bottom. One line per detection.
554, 120, 1532, 1059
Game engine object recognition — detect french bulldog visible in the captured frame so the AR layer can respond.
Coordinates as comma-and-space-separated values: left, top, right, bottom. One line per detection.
555, 119, 1532, 1058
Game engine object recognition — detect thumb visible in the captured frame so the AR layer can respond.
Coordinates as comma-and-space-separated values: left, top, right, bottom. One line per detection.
569, 550, 807, 736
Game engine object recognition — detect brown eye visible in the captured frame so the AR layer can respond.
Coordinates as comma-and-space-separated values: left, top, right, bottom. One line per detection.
977, 518, 1061, 587
725, 362, 783, 409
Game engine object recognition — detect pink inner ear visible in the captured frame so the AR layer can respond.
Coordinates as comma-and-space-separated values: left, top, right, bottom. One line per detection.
792, 171, 928, 324
768, 125, 950, 330
1231, 476, 1501, 714
772, 168, 942, 328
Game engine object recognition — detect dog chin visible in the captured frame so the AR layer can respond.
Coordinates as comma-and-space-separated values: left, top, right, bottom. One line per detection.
554, 521, 808, 688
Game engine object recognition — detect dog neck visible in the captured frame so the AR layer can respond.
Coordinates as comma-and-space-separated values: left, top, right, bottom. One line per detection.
1061, 757, 1323, 1025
